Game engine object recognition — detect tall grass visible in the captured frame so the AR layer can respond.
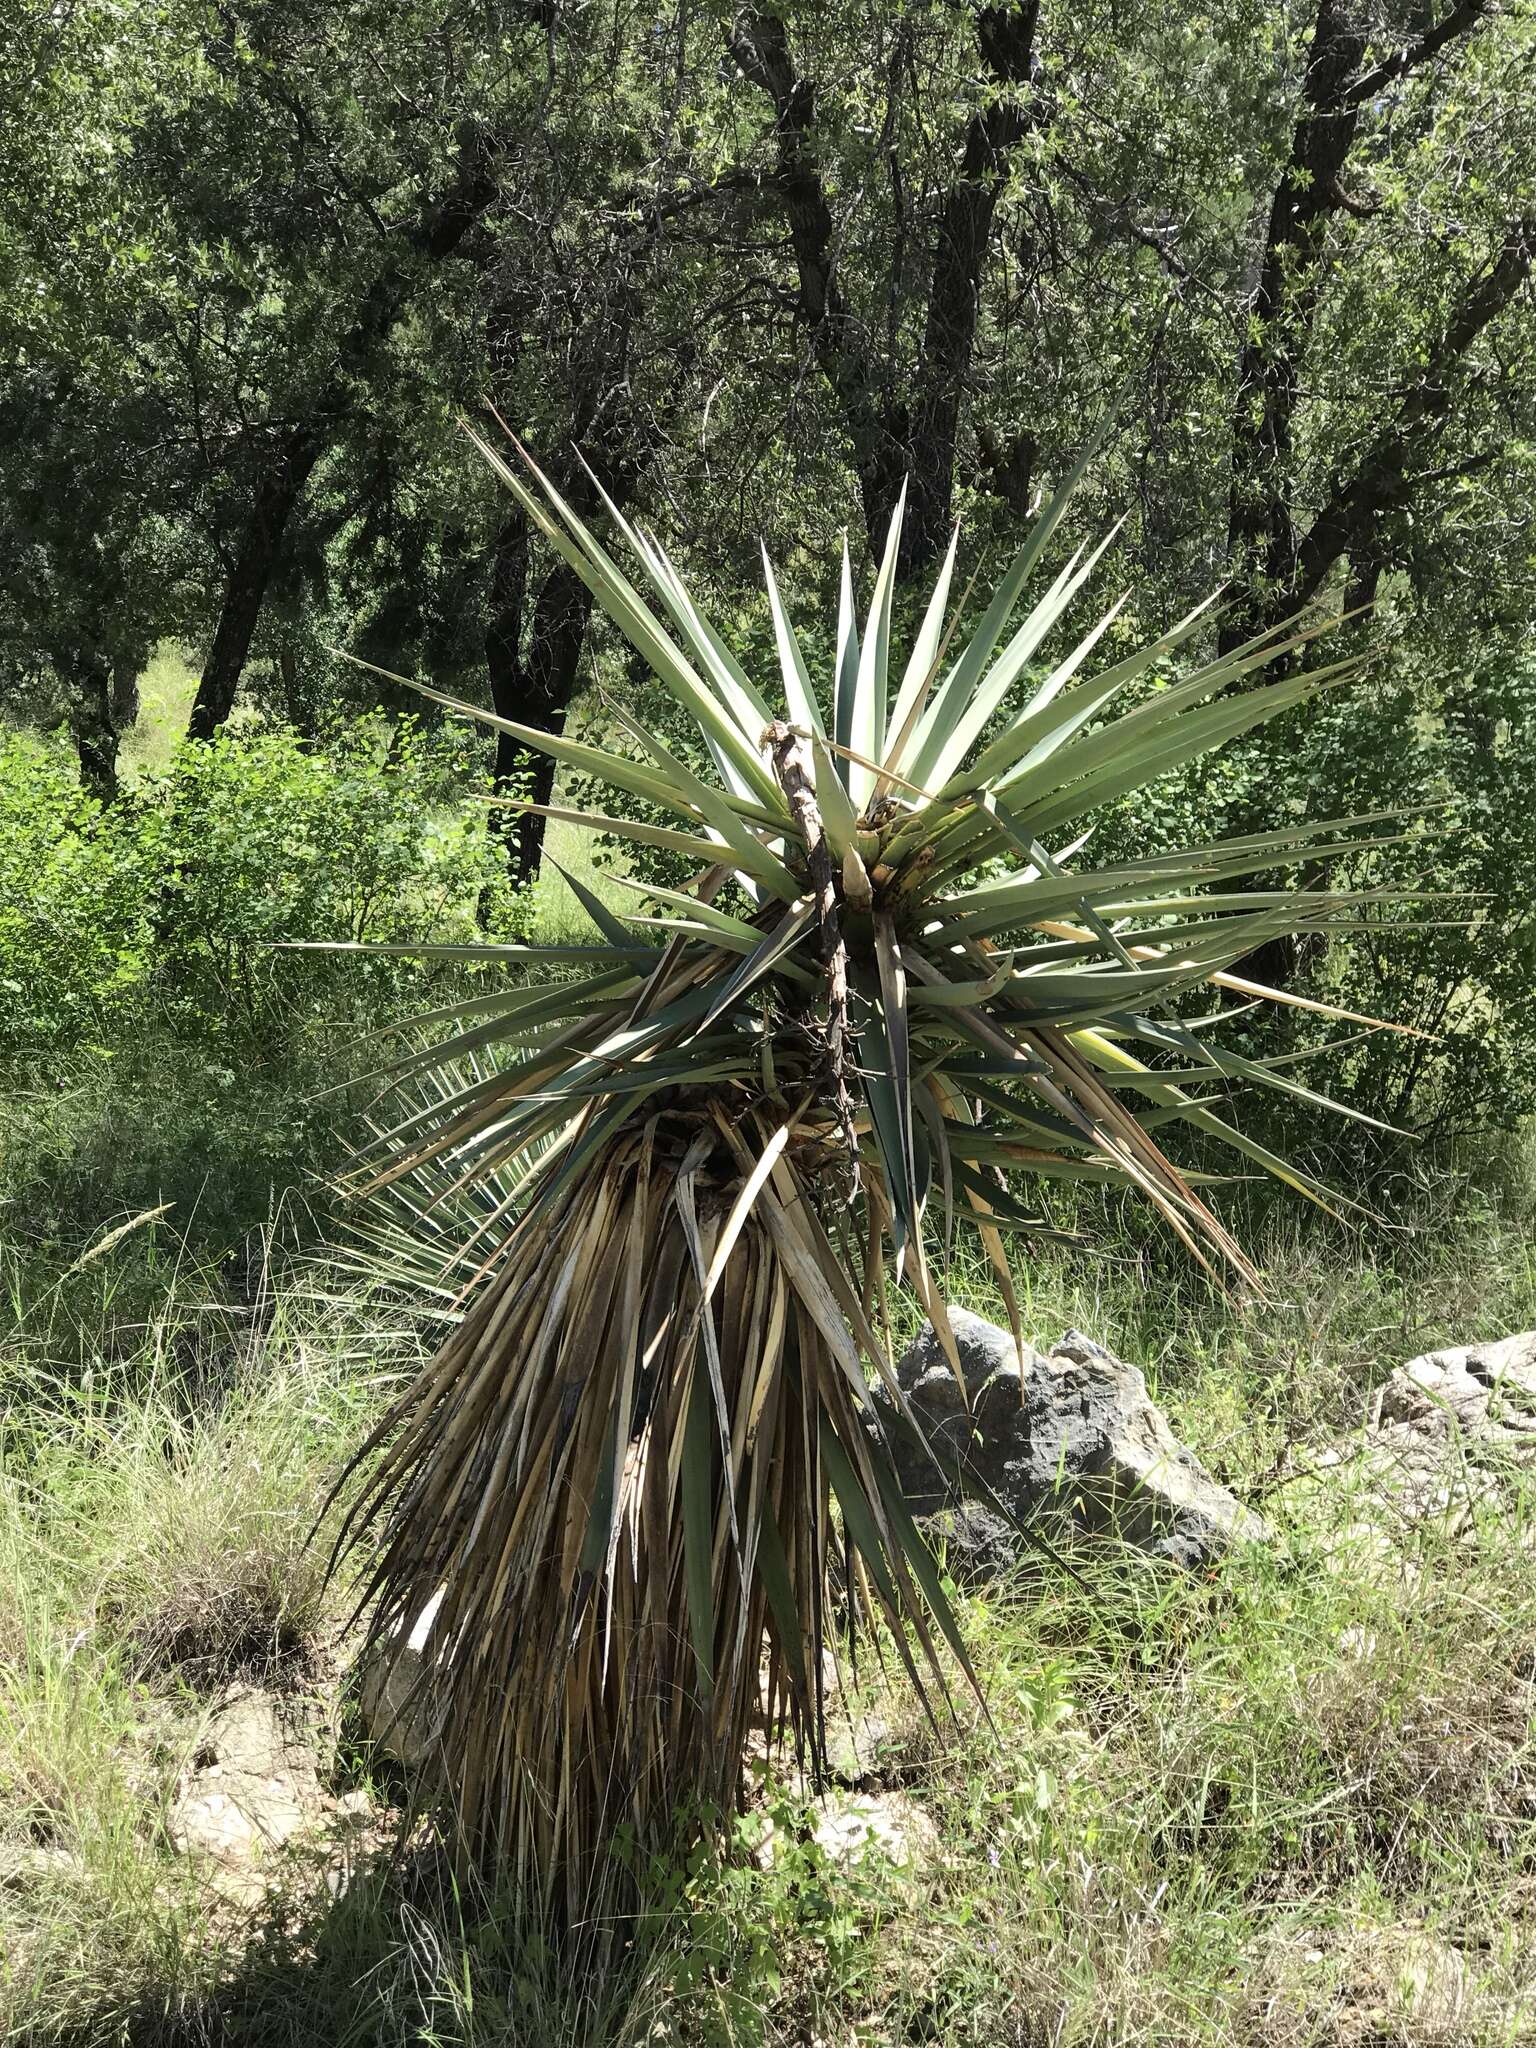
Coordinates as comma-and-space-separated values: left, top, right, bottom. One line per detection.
2, 1140, 1533, 2042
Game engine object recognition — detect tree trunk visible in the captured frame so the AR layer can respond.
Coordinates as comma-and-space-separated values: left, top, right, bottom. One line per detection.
188, 428, 322, 740
72, 653, 120, 801
483, 506, 532, 878
70, 651, 142, 800
1222, 0, 1497, 650
905, 3, 1042, 574
1221, 0, 1364, 651
484, 509, 595, 886
729, 4, 1044, 578
184, 120, 507, 743
277, 635, 319, 742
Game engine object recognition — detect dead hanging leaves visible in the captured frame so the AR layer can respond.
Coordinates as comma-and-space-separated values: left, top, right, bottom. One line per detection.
317, 419, 1424, 1914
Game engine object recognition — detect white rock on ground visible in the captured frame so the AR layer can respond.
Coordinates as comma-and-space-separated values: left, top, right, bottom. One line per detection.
1283, 1330, 1536, 1550
1372, 1331, 1536, 1440
1386, 1931, 1472, 2027
0, 1843, 84, 1889
811, 1791, 938, 1867
169, 1688, 330, 1877
753, 1789, 940, 1872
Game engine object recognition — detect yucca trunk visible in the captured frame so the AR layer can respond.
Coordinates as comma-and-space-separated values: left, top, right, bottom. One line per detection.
341, 1096, 946, 1908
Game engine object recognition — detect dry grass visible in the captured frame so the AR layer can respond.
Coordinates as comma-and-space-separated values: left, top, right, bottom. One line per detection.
89, 1387, 335, 1689
1, 1183, 1534, 2045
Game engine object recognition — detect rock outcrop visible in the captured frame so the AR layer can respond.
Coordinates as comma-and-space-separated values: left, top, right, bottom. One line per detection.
169, 1688, 328, 1869
1281, 1330, 1536, 1556
355, 1589, 444, 1768
884, 1311, 1268, 1571
1371, 1331, 1536, 1444
168, 1687, 380, 1902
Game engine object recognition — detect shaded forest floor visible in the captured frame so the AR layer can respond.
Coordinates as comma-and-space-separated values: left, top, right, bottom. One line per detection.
3, 1064, 1534, 2045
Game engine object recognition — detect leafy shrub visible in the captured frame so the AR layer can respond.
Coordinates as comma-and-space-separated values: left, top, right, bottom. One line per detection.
1289, 646, 1536, 1138
0, 716, 519, 1058
0, 717, 522, 1343
142, 717, 519, 1040
0, 729, 155, 1049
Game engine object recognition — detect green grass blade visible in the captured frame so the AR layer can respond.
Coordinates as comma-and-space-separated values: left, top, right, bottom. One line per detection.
832, 539, 861, 795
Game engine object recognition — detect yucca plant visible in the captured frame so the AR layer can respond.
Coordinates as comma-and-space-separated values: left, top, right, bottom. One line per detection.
327, 423, 1417, 1917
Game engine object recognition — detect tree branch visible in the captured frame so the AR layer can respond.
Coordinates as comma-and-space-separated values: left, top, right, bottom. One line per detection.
1292, 217, 1535, 605
727, 7, 899, 545
728, 5, 1048, 574
906, 2, 1044, 569
1221, 0, 1495, 646
1054, 158, 1223, 300
188, 122, 510, 740
1341, 0, 1497, 106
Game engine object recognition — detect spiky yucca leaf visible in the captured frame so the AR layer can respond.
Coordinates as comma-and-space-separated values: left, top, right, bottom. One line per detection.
324, 426, 1423, 1914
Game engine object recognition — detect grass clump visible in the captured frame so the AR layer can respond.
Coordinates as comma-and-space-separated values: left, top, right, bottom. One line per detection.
724, 1484, 1535, 2044
3, 1270, 372, 1695
85, 1380, 337, 1689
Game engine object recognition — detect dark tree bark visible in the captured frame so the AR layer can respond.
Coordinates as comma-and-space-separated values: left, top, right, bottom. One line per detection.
70, 652, 141, 800
1289, 217, 1536, 610
482, 505, 561, 887
72, 654, 119, 801
186, 122, 508, 740
476, 242, 657, 890
480, 406, 637, 888
727, 8, 906, 554
907, 3, 1042, 570
1223, 0, 1367, 640
112, 658, 139, 737
729, 3, 1046, 577
486, 551, 596, 887
1227, 211, 1529, 994
277, 631, 320, 742
1222, 0, 1495, 648
187, 426, 323, 739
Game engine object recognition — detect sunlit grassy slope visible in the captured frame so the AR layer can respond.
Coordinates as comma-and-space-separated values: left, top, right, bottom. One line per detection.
117, 643, 202, 780
2, 1145, 1533, 2045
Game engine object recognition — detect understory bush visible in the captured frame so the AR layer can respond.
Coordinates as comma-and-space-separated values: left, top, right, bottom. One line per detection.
0, 716, 516, 1059
0, 716, 518, 1350
1092, 636, 1536, 1147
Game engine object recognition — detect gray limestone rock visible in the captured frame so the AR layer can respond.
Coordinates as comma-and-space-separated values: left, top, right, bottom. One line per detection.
1371, 1331, 1536, 1441
884, 1310, 1268, 1571
168, 1688, 329, 1877
914, 1503, 1021, 1586
1282, 1331, 1536, 1558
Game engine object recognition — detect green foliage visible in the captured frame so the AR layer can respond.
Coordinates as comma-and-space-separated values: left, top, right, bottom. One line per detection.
0, 715, 517, 1371
1076, 631, 1536, 1145
0, 717, 515, 1059
0, 729, 156, 1049
134, 717, 517, 1041
1285, 642, 1536, 1139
